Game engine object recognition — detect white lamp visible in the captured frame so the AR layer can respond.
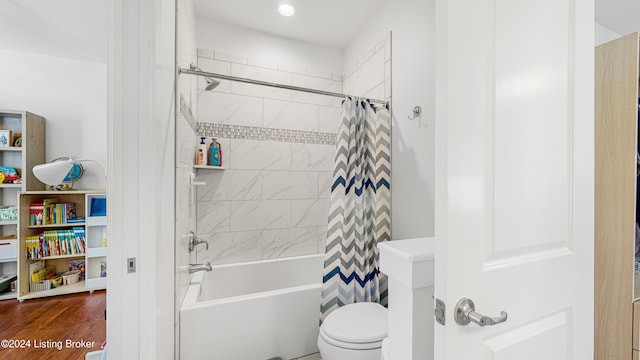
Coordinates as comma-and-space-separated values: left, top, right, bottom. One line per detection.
32, 159, 76, 188
33, 157, 106, 190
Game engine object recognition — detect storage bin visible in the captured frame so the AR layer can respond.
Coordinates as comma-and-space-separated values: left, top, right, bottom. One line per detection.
90, 197, 106, 216
0, 207, 17, 221
30, 280, 51, 292
0, 239, 16, 259
62, 270, 81, 285
0, 274, 16, 293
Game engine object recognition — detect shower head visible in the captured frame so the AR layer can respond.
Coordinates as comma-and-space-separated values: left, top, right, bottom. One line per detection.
189, 63, 220, 91
205, 78, 220, 91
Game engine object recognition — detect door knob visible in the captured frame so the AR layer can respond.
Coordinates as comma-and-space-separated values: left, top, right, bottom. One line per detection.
454, 298, 507, 327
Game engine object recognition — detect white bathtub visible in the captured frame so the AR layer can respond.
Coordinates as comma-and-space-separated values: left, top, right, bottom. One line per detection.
180, 254, 324, 360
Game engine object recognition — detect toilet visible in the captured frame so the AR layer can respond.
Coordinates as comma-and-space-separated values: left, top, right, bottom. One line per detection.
318, 302, 388, 360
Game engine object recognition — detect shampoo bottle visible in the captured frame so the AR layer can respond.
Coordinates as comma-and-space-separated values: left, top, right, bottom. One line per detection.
197, 149, 204, 166
197, 137, 207, 165
209, 138, 222, 166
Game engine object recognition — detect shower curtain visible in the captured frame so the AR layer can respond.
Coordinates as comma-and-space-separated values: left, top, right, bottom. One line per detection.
319, 97, 391, 322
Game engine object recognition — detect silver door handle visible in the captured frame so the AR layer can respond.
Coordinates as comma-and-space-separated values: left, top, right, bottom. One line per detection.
454, 298, 507, 327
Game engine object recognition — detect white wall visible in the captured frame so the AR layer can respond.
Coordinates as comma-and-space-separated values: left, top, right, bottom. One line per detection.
595, 22, 621, 45
175, 0, 199, 358
344, 0, 435, 239
0, 49, 107, 190
196, 19, 343, 75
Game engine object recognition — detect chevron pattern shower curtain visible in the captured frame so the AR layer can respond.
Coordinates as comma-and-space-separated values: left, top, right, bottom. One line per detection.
319, 98, 391, 322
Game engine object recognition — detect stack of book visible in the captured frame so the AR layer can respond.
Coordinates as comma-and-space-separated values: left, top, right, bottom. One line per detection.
29, 199, 79, 225
25, 227, 87, 259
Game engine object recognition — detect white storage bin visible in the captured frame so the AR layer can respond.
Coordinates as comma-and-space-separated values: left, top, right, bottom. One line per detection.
30, 280, 51, 292
62, 270, 81, 285
0, 239, 16, 259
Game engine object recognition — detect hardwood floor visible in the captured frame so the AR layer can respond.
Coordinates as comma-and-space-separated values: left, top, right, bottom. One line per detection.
0, 290, 106, 360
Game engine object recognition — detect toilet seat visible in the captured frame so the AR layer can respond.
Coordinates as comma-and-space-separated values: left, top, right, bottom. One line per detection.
320, 326, 383, 350
320, 302, 388, 349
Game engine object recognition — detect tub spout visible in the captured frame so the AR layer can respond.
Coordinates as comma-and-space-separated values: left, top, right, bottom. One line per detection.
189, 262, 212, 274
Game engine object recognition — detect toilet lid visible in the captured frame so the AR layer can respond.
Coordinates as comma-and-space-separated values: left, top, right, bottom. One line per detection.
321, 302, 388, 344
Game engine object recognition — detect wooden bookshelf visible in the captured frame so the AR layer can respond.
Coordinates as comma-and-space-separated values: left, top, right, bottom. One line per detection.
17, 190, 106, 300
595, 33, 640, 359
0, 110, 45, 301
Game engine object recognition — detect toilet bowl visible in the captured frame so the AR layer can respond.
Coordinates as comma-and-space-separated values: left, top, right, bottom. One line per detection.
318, 302, 388, 360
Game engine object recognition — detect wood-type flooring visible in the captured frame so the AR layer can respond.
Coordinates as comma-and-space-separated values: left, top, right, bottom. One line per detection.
0, 290, 106, 360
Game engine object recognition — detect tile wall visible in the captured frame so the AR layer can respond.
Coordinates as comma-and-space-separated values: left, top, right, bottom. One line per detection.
344, 33, 392, 103
193, 33, 391, 264
194, 50, 343, 264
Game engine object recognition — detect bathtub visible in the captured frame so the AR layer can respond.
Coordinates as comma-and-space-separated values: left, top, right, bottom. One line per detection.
180, 254, 324, 360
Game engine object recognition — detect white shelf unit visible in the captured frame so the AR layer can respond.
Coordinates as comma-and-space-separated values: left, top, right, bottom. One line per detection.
17, 190, 105, 300
0, 110, 45, 301
18, 280, 88, 300
193, 165, 225, 170
85, 193, 107, 290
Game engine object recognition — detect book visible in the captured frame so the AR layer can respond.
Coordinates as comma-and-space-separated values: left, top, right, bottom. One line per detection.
27, 229, 87, 259
42, 198, 58, 225
100, 261, 107, 278
29, 203, 44, 226
62, 203, 76, 223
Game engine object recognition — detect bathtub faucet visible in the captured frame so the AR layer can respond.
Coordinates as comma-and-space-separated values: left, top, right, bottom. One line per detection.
188, 230, 209, 252
188, 262, 212, 274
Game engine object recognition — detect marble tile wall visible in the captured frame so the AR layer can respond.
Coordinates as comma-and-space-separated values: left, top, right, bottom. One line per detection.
343, 33, 392, 103
194, 50, 341, 264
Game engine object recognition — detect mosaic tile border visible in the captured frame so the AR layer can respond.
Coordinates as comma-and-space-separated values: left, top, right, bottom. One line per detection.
197, 122, 337, 145
180, 94, 197, 131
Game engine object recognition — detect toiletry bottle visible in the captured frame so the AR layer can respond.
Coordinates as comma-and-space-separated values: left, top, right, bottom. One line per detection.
197, 137, 207, 165
197, 149, 204, 166
209, 138, 222, 166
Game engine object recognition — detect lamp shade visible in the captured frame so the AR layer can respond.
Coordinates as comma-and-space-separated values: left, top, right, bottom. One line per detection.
32, 160, 75, 185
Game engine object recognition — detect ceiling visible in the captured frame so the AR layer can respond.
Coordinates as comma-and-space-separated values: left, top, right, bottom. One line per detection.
0, 0, 107, 62
0, 0, 637, 63
194, 0, 640, 48
192, 0, 386, 49
595, 0, 640, 36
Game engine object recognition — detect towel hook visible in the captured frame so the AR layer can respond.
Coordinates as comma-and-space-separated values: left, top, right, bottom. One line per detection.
408, 105, 422, 120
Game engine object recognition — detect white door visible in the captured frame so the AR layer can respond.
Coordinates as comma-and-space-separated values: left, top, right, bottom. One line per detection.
434, 0, 594, 359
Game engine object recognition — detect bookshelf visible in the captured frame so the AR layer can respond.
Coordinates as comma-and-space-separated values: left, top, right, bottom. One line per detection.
17, 190, 106, 300
595, 33, 640, 359
0, 110, 45, 301
85, 193, 107, 290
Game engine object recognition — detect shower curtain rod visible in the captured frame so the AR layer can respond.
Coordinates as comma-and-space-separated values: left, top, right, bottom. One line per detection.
178, 67, 388, 105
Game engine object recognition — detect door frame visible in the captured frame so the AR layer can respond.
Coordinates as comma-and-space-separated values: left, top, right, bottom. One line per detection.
107, 0, 176, 358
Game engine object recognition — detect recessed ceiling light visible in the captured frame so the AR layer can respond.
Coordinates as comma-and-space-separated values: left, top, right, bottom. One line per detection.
278, 4, 295, 17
